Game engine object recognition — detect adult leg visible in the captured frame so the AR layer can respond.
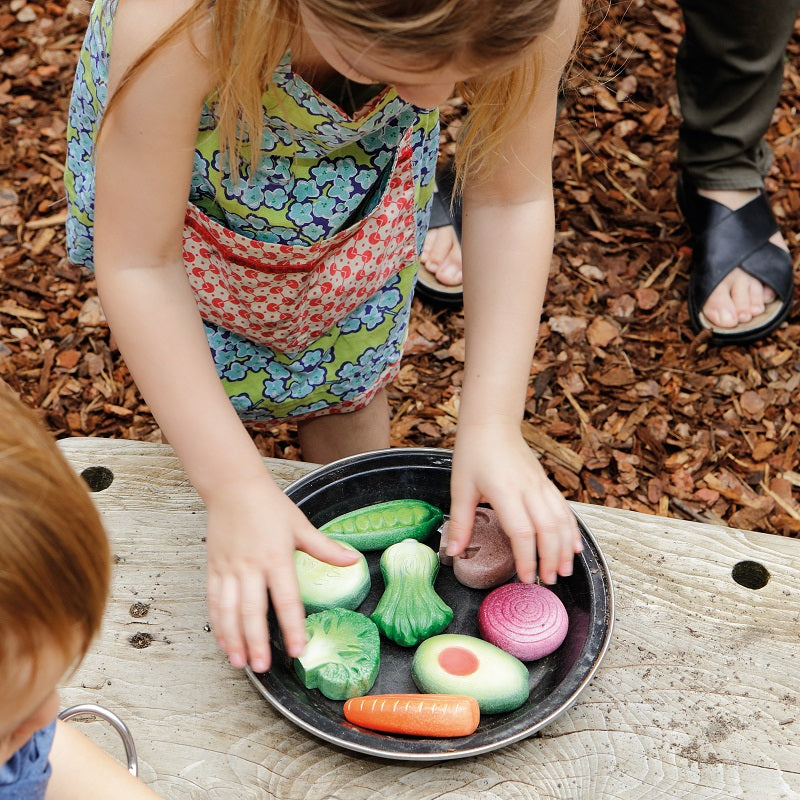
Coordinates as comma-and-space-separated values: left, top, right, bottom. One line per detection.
297, 388, 390, 463
676, 0, 799, 337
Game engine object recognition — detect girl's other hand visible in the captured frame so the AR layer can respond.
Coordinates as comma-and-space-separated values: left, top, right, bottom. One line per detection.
204, 475, 360, 672
446, 421, 582, 585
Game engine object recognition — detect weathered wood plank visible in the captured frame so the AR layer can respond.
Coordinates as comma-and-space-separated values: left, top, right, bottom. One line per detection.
57, 437, 318, 511
58, 438, 800, 799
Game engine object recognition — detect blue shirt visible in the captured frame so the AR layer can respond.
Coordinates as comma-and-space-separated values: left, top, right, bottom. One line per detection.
0, 721, 55, 800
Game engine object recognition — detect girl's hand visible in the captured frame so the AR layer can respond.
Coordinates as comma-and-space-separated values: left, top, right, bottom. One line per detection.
204, 475, 360, 672
446, 420, 582, 585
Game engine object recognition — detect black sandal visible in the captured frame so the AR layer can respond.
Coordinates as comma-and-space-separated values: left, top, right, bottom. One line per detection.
677, 175, 793, 344
416, 162, 464, 307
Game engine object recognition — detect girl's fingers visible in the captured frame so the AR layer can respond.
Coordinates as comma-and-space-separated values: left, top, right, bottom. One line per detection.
489, 498, 537, 584
300, 528, 362, 567
208, 571, 246, 668
265, 556, 307, 659
445, 481, 480, 557
526, 487, 580, 582
239, 571, 270, 673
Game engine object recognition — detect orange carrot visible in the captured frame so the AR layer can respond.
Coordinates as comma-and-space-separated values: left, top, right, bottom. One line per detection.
343, 693, 480, 737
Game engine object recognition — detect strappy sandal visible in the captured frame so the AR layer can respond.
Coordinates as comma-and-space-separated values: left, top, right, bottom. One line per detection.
416, 162, 464, 307
676, 175, 794, 345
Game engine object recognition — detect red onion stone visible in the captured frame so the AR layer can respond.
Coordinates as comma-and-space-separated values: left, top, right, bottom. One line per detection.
478, 582, 569, 661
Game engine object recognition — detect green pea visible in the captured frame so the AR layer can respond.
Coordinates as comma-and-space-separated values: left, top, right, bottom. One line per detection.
319, 499, 444, 551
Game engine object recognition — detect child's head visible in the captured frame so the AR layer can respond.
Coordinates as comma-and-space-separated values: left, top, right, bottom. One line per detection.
0, 384, 110, 762
296, 0, 558, 68
111, 0, 569, 177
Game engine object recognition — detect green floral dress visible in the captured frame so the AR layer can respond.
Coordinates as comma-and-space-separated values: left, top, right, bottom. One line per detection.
65, 0, 439, 421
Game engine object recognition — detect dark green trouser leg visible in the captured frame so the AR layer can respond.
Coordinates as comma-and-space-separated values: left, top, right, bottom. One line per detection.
676, 0, 800, 189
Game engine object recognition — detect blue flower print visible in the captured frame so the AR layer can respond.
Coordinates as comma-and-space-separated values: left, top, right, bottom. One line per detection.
288, 399, 330, 417
280, 348, 335, 399
293, 179, 320, 202
339, 302, 384, 334
223, 361, 251, 382
69, 61, 94, 107
258, 156, 292, 186
204, 322, 233, 353
70, 169, 96, 206
229, 392, 266, 416
282, 74, 330, 118
190, 153, 213, 192
287, 202, 314, 227
262, 363, 292, 402
353, 168, 378, 191
257, 125, 282, 154
330, 347, 389, 401
312, 121, 358, 150
65, 217, 95, 268
375, 282, 402, 311
311, 194, 337, 220
220, 209, 274, 238
302, 223, 326, 242
88, 42, 107, 78
328, 159, 360, 201
263, 187, 290, 210
198, 104, 216, 131
67, 127, 95, 169
261, 115, 295, 147
360, 124, 402, 155
309, 161, 339, 186
220, 172, 289, 212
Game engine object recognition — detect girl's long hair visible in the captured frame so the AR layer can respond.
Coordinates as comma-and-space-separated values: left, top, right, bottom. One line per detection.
106, 0, 562, 182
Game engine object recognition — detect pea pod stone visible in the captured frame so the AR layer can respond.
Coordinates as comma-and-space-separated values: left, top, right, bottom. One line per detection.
319, 499, 444, 551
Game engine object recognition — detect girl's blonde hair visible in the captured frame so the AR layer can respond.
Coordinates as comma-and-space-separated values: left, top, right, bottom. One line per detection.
110, 0, 562, 181
0, 383, 110, 676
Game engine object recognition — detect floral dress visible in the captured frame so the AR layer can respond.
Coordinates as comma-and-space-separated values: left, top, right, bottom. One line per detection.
65, 0, 438, 421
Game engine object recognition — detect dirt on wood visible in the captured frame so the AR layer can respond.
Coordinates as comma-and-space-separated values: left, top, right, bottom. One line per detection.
2, 0, 800, 539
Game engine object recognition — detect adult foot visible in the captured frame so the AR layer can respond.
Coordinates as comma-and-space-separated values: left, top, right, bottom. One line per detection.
420, 224, 462, 286
696, 187, 784, 329
416, 165, 464, 306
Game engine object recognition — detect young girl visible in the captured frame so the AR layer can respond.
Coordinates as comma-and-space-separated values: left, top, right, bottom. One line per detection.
0, 384, 162, 799
65, 0, 583, 674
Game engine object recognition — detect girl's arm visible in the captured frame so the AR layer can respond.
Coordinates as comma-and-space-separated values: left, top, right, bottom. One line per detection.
46, 720, 160, 799
446, 0, 584, 585
94, 0, 356, 672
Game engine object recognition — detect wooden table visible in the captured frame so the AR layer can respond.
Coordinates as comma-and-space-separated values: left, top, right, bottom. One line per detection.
58, 438, 800, 800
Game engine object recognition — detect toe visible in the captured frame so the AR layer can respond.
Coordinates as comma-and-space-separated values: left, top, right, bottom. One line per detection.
729, 275, 756, 323
703, 279, 739, 329
437, 262, 462, 286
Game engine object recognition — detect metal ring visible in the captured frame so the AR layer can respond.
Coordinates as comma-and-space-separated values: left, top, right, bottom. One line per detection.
58, 704, 139, 777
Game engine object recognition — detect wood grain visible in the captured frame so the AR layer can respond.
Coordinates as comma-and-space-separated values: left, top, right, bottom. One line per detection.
57, 438, 800, 799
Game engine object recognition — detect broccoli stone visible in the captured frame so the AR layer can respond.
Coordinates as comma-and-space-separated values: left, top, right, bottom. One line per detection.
293, 608, 381, 701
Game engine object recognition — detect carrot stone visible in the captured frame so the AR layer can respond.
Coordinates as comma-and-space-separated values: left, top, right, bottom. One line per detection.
343, 693, 480, 737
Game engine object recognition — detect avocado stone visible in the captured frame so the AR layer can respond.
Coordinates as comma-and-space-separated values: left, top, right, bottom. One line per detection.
411, 633, 530, 714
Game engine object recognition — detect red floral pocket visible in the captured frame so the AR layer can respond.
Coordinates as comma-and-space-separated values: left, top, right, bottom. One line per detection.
183, 128, 417, 353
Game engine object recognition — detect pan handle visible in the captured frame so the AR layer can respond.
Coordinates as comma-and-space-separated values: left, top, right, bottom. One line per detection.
58, 704, 138, 777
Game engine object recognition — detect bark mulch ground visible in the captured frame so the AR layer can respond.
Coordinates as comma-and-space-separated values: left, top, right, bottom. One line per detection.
2, 0, 800, 538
